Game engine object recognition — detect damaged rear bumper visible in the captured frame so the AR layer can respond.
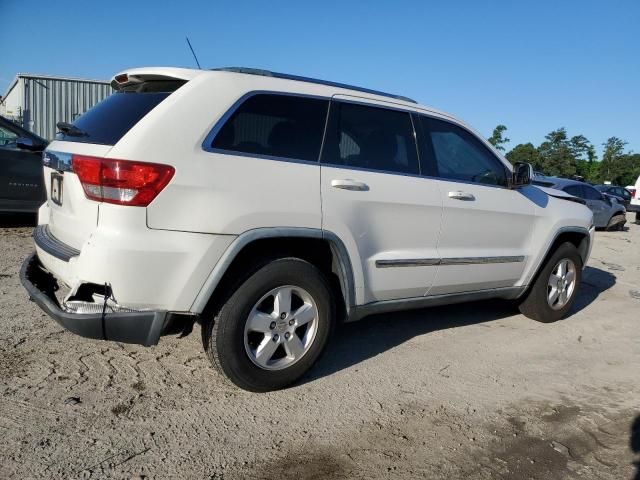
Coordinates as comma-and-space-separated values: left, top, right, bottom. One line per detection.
20, 252, 168, 346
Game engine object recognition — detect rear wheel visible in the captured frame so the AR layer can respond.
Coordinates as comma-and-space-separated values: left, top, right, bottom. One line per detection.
518, 242, 582, 323
202, 257, 334, 392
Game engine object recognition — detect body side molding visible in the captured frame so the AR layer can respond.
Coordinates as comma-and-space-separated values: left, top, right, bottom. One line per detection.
376, 256, 524, 268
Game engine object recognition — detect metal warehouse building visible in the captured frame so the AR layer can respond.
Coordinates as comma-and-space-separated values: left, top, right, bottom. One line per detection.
0, 73, 113, 140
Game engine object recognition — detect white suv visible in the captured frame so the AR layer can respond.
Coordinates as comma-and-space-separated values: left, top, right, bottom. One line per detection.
21, 67, 594, 391
628, 174, 640, 223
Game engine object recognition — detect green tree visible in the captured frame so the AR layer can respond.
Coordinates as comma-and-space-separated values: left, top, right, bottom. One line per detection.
569, 135, 597, 181
488, 125, 510, 151
537, 128, 577, 177
600, 137, 627, 183
569, 135, 593, 161
505, 143, 543, 170
612, 153, 640, 186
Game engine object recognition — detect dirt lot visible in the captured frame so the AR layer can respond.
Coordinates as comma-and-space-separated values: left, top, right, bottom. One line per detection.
1, 214, 639, 479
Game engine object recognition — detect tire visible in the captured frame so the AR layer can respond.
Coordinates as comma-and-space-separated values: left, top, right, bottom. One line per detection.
518, 242, 582, 323
202, 257, 334, 392
606, 214, 626, 231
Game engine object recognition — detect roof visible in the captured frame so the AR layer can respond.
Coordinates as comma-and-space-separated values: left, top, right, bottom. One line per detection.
212, 67, 417, 104
108, 66, 477, 136
112, 66, 419, 104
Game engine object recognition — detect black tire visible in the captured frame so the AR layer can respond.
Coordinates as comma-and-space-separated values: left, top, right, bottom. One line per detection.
518, 242, 582, 323
202, 257, 334, 392
606, 213, 626, 231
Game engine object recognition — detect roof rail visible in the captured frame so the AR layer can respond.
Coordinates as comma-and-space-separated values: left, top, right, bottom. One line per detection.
211, 67, 417, 104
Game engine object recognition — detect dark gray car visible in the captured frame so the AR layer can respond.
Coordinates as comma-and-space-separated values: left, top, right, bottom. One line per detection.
0, 115, 47, 212
534, 176, 626, 230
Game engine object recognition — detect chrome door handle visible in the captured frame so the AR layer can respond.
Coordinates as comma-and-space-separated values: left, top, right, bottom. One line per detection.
448, 191, 475, 201
331, 179, 369, 191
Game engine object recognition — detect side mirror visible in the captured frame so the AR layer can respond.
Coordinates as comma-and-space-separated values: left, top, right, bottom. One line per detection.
512, 162, 533, 188
16, 137, 45, 152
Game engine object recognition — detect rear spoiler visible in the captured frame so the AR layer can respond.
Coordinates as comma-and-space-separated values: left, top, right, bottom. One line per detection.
110, 67, 202, 91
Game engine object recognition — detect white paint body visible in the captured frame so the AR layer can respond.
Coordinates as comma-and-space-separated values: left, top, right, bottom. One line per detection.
631, 175, 640, 209
36, 68, 594, 315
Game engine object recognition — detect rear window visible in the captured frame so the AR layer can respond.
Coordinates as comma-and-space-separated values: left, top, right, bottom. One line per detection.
56, 91, 172, 145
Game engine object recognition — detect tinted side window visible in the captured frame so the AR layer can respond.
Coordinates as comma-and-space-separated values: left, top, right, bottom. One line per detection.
419, 117, 507, 186
617, 187, 631, 200
0, 124, 18, 147
321, 102, 419, 175
583, 185, 603, 200
564, 185, 584, 198
212, 94, 328, 162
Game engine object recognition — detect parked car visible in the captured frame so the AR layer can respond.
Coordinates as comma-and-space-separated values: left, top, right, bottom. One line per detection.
628, 176, 640, 223
594, 184, 632, 209
535, 177, 626, 230
0, 115, 47, 212
21, 67, 594, 391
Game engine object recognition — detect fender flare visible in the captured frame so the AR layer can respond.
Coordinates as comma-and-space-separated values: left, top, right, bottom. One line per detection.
521, 226, 591, 293
190, 227, 356, 315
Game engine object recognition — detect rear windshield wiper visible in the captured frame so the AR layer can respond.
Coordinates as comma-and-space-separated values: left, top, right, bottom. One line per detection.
56, 121, 89, 137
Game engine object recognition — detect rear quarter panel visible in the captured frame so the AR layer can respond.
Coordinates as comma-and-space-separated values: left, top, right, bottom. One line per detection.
106, 72, 326, 235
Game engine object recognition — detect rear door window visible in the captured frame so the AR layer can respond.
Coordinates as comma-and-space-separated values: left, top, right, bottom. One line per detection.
563, 185, 584, 198
56, 91, 174, 145
320, 101, 419, 175
583, 185, 603, 200
418, 116, 507, 187
211, 94, 329, 162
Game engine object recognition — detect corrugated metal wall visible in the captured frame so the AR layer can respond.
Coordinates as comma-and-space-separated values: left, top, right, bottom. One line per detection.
20, 76, 113, 140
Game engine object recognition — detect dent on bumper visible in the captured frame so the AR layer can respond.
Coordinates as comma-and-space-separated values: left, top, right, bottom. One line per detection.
20, 252, 168, 346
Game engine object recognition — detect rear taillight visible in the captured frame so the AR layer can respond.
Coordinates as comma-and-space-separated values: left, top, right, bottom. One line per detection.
632, 189, 636, 199
71, 155, 175, 207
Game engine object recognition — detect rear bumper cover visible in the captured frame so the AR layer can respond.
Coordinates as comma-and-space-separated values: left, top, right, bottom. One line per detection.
626, 203, 640, 213
20, 252, 167, 346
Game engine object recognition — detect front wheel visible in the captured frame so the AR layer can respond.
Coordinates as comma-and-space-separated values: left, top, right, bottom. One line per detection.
202, 257, 334, 392
518, 242, 582, 323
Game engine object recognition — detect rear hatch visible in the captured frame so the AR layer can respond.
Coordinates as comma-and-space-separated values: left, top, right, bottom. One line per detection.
43, 70, 192, 250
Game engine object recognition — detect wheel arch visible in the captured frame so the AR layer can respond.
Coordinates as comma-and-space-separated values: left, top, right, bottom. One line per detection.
190, 228, 356, 319
522, 226, 590, 294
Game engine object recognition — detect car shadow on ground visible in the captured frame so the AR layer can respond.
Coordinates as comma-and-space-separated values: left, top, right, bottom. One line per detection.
0, 213, 37, 228
632, 414, 640, 480
304, 266, 616, 384
629, 415, 640, 480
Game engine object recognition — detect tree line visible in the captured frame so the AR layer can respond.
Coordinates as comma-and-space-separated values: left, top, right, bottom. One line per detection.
488, 125, 640, 187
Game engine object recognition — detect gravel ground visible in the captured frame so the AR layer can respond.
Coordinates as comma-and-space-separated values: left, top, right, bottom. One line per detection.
1, 213, 639, 479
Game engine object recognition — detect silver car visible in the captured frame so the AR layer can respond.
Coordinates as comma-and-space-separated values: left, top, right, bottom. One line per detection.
534, 176, 626, 230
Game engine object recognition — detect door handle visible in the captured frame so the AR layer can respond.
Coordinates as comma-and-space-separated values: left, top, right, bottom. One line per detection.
331, 179, 369, 191
448, 191, 475, 201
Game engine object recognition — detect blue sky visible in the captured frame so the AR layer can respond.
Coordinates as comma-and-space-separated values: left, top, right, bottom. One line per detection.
1, 0, 638, 155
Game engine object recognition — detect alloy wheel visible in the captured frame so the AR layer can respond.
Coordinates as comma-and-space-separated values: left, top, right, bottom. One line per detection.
547, 258, 577, 310
243, 285, 319, 370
